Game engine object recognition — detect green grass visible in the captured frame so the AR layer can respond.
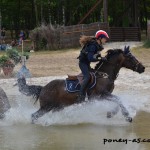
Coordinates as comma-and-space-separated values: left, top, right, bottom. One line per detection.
143, 39, 150, 48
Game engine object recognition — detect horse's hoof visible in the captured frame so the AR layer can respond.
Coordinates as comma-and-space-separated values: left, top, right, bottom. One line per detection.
107, 112, 112, 118
31, 115, 37, 124
31, 119, 35, 124
126, 117, 132, 123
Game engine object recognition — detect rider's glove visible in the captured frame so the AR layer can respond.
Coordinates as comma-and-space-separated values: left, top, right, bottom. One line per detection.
101, 57, 107, 62
96, 54, 101, 60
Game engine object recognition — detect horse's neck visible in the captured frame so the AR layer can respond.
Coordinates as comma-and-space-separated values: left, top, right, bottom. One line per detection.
99, 62, 121, 80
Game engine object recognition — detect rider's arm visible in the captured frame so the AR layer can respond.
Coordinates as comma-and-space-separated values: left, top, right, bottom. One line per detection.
87, 45, 100, 62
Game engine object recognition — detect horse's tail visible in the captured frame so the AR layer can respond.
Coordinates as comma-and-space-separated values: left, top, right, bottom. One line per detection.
30, 85, 43, 104
17, 77, 43, 104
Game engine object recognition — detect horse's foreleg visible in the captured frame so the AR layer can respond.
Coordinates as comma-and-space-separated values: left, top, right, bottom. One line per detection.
119, 103, 132, 122
102, 93, 132, 122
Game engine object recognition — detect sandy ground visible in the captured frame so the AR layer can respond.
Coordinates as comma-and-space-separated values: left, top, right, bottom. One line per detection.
0, 41, 149, 78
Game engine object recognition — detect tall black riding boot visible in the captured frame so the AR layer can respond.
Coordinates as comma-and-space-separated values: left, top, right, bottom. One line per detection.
76, 94, 85, 103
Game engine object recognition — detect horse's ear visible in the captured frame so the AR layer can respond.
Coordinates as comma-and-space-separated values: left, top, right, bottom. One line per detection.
124, 46, 130, 54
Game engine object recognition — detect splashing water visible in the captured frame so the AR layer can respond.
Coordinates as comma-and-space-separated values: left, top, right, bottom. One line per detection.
0, 69, 149, 127
0, 96, 135, 127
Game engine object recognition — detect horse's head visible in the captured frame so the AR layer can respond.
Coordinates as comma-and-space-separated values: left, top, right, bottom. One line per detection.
122, 46, 145, 73
95, 47, 145, 80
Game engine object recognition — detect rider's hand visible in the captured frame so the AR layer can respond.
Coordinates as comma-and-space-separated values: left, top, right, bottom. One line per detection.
96, 54, 101, 60
96, 54, 101, 58
101, 57, 107, 62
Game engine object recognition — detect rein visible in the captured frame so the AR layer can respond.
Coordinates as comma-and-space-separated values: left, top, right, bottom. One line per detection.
95, 62, 103, 74
94, 58, 123, 80
126, 53, 140, 72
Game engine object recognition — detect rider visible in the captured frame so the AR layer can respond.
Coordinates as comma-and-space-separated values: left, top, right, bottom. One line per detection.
77, 30, 109, 102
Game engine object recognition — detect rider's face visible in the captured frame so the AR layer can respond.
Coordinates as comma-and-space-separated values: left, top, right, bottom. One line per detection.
97, 38, 107, 45
100, 38, 107, 44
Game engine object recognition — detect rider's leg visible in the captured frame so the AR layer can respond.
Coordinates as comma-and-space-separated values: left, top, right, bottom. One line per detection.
77, 62, 90, 102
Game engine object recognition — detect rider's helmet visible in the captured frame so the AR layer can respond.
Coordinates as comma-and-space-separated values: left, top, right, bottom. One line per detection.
95, 30, 109, 39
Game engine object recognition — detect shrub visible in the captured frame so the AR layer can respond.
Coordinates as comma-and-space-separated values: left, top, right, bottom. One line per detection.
0, 55, 15, 68
0, 48, 30, 68
30, 24, 60, 50
7, 49, 21, 65
143, 39, 150, 48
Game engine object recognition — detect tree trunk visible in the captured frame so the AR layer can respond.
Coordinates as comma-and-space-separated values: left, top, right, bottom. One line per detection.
143, 0, 147, 35
34, 0, 39, 26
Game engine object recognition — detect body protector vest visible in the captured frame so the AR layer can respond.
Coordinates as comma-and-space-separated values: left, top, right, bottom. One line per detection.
78, 38, 104, 62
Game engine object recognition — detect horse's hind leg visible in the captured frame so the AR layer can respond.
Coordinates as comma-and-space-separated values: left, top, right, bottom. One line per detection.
31, 107, 50, 124
119, 103, 132, 122
101, 93, 120, 118
107, 105, 119, 118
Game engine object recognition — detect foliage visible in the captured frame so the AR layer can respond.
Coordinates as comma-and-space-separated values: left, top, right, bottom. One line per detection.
143, 39, 150, 48
0, 55, 15, 68
22, 52, 30, 60
0, 48, 30, 67
30, 24, 60, 50
1, 0, 150, 31
7, 48, 30, 62
6, 49, 21, 65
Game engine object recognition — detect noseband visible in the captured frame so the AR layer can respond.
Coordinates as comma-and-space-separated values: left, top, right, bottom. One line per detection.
132, 62, 140, 71
126, 53, 140, 72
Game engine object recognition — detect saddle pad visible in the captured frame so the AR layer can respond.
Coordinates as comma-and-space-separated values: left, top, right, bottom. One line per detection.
65, 74, 96, 93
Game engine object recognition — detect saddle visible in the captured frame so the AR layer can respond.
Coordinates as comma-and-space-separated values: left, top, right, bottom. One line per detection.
65, 72, 96, 93
66, 72, 95, 85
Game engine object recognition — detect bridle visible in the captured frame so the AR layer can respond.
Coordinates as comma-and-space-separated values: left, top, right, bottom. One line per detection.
95, 58, 121, 80
94, 51, 141, 80
133, 61, 140, 72
125, 53, 140, 72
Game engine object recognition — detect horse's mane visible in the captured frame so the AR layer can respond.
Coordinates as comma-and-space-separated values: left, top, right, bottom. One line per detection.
106, 49, 123, 59
95, 49, 123, 70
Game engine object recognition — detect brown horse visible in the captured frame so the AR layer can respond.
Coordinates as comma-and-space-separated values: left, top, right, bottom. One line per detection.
17, 48, 145, 123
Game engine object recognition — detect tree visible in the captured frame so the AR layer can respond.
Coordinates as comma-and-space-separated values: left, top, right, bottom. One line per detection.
0, 0, 150, 33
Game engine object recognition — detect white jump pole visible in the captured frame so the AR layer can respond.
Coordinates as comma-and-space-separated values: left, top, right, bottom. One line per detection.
21, 40, 26, 66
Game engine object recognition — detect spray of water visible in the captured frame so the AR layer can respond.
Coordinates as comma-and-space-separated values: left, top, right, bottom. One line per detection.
0, 69, 149, 127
